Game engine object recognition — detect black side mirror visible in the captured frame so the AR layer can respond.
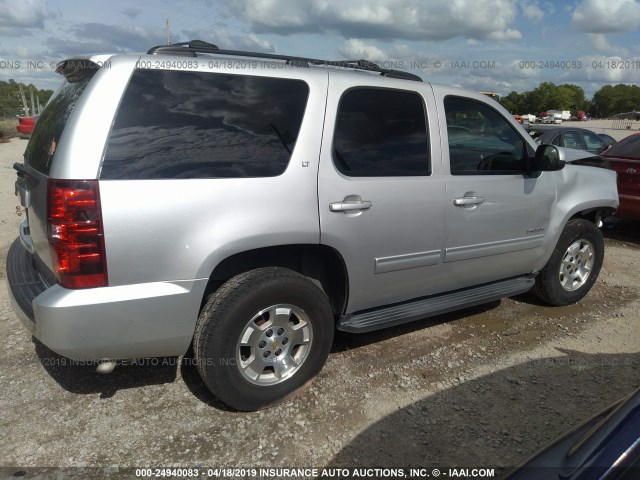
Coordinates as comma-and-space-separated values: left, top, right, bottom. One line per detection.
532, 144, 565, 172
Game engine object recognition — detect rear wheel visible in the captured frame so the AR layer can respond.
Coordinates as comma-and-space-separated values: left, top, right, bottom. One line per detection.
534, 219, 604, 306
194, 267, 334, 411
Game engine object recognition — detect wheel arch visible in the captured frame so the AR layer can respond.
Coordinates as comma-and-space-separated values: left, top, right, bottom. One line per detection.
200, 244, 349, 319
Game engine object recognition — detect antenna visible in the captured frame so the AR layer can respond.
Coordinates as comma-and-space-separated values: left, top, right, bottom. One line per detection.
166, 18, 172, 45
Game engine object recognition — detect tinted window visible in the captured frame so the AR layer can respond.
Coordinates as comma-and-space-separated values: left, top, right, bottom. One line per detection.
24, 69, 95, 174
101, 70, 309, 179
582, 131, 606, 153
445, 96, 526, 175
605, 135, 640, 158
333, 88, 429, 177
550, 134, 562, 147
560, 131, 585, 150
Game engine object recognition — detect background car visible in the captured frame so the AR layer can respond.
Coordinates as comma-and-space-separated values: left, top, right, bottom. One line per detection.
529, 126, 608, 155
602, 133, 640, 220
597, 133, 617, 149
16, 115, 38, 137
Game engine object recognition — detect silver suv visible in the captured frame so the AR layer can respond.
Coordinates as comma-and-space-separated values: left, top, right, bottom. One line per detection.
7, 41, 618, 411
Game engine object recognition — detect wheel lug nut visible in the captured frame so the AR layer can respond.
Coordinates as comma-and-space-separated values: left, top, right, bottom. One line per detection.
275, 349, 282, 356
277, 328, 285, 336
259, 341, 266, 348
263, 351, 271, 358
282, 338, 289, 345
266, 330, 273, 337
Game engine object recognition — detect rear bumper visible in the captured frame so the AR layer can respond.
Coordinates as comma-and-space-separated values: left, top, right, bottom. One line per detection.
6, 237, 206, 360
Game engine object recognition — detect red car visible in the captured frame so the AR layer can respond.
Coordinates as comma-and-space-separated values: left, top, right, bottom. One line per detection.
16, 115, 38, 137
603, 132, 640, 220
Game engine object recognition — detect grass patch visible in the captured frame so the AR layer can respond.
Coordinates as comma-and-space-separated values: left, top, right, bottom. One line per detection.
0, 118, 19, 143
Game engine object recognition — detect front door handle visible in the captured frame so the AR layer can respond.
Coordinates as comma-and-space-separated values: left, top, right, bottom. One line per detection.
453, 195, 485, 206
329, 200, 372, 212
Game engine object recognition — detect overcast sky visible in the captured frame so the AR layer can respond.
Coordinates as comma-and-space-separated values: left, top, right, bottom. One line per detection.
0, 0, 638, 97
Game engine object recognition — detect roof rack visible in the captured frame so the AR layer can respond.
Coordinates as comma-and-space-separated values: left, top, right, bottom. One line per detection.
147, 40, 422, 82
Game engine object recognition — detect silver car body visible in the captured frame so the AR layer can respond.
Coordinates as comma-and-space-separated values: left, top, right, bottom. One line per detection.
8, 51, 619, 360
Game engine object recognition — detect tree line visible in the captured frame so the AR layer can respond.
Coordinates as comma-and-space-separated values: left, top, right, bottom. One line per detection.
0, 80, 54, 118
499, 82, 640, 118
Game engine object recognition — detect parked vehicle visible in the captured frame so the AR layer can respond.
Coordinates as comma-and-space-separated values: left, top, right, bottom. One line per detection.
7, 41, 619, 411
530, 126, 609, 155
506, 388, 640, 479
16, 115, 38, 137
547, 110, 571, 122
602, 133, 640, 220
513, 115, 524, 124
597, 133, 617, 149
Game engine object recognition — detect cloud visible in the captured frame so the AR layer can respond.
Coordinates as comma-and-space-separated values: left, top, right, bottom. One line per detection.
572, 0, 640, 33
44, 24, 165, 57
588, 33, 629, 56
338, 39, 389, 60
121, 7, 143, 19
224, 0, 522, 41
522, 4, 544, 21
0, 0, 48, 27
0, 0, 49, 33
181, 25, 276, 52
579, 54, 640, 82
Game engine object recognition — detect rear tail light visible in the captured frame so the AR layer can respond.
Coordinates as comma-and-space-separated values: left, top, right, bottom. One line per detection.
47, 179, 108, 288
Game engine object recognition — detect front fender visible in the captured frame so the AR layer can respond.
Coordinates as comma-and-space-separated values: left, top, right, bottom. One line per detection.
533, 165, 618, 272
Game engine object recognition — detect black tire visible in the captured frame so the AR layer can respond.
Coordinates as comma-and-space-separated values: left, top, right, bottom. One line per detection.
534, 219, 604, 306
193, 267, 334, 411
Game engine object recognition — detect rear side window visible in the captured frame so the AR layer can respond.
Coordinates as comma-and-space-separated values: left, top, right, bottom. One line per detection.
24, 69, 95, 175
101, 70, 309, 179
333, 88, 430, 177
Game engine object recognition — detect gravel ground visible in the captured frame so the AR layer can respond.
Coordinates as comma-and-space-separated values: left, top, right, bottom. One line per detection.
0, 137, 639, 477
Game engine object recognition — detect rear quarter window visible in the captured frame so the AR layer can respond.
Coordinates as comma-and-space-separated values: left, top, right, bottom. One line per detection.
101, 70, 309, 179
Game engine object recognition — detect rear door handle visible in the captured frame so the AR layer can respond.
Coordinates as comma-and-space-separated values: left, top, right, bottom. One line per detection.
453, 196, 485, 206
329, 200, 372, 212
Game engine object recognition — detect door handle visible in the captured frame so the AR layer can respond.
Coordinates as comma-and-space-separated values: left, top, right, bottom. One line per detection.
329, 200, 372, 212
453, 196, 485, 206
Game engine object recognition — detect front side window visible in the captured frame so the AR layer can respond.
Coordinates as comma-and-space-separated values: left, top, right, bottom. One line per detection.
333, 88, 430, 177
445, 96, 526, 175
101, 70, 309, 179
582, 131, 606, 153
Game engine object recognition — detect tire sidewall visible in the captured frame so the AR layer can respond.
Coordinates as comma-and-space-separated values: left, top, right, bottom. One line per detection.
198, 272, 333, 410
543, 220, 604, 305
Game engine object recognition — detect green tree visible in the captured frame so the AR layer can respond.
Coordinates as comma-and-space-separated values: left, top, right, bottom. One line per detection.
0, 80, 54, 118
591, 84, 640, 117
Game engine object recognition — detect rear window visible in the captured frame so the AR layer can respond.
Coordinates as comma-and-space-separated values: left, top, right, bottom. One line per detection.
101, 70, 309, 179
24, 68, 95, 175
605, 135, 640, 158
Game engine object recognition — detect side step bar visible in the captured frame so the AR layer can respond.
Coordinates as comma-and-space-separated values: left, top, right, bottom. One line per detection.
338, 275, 535, 333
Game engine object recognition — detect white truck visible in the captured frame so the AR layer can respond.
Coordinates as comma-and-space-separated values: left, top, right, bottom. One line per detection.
547, 110, 571, 122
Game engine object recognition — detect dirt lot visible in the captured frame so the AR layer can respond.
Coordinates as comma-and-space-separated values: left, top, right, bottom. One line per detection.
0, 136, 639, 477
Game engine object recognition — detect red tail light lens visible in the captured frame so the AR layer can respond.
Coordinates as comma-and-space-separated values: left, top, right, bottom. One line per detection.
47, 179, 108, 288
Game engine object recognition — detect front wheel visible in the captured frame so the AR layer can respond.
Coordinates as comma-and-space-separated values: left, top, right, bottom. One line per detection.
193, 267, 334, 411
534, 219, 604, 306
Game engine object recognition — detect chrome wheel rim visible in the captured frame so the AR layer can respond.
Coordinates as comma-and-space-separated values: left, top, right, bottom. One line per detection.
559, 239, 595, 292
236, 304, 313, 385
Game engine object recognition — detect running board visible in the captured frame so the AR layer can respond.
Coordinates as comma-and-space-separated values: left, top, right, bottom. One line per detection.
338, 276, 535, 333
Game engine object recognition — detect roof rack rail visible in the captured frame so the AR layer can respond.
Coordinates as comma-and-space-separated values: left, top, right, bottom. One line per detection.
146, 40, 423, 82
